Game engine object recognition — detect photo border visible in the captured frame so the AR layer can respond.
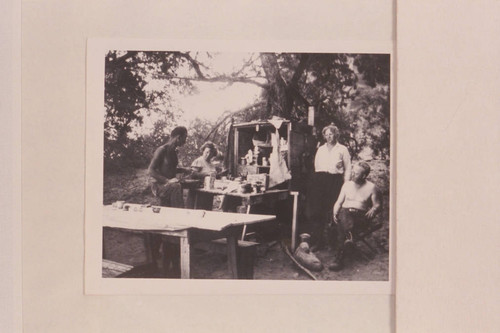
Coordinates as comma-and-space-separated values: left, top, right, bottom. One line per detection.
85, 38, 395, 295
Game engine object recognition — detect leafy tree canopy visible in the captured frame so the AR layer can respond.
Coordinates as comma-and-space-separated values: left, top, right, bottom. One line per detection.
104, 51, 390, 172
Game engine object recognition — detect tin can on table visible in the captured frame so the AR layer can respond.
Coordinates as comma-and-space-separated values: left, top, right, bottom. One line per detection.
204, 174, 215, 189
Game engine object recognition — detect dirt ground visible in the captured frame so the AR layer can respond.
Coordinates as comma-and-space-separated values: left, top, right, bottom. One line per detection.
102, 160, 390, 281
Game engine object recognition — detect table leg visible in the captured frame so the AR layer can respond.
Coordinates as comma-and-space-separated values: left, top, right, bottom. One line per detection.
143, 233, 153, 264
226, 234, 239, 279
290, 191, 299, 251
240, 204, 252, 240
180, 236, 191, 279
157, 240, 168, 276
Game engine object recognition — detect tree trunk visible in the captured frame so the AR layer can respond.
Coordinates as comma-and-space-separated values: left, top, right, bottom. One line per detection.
260, 53, 294, 119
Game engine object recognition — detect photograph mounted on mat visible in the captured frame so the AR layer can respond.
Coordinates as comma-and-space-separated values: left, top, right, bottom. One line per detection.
85, 39, 394, 294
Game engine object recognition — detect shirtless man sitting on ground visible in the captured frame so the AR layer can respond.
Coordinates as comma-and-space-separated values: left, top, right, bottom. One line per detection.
329, 161, 381, 271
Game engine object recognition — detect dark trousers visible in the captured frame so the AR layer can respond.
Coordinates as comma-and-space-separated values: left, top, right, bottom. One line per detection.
150, 182, 184, 277
150, 237, 180, 278
333, 208, 370, 256
305, 172, 344, 247
151, 182, 184, 208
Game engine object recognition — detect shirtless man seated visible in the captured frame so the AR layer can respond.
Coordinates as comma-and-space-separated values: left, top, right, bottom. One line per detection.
148, 126, 188, 208
329, 161, 381, 271
147, 126, 188, 277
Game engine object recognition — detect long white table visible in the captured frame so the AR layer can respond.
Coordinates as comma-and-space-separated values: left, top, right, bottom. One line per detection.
103, 206, 275, 279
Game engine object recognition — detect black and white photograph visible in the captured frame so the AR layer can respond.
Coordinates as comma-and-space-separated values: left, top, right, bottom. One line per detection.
11, 1, 500, 331
93, 47, 393, 283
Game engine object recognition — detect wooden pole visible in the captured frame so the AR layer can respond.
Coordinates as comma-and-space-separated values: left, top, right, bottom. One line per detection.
290, 191, 299, 251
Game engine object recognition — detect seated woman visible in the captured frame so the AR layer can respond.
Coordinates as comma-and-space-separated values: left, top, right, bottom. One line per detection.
190, 141, 218, 178
186, 142, 218, 209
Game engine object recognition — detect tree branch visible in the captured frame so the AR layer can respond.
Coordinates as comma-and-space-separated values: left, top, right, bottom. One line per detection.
166, 75, 268, 88
150, 51, 269, 88
288, 85, 310, 107
232, 54, 261, 77
178, 52, 207, 79
204, 101, 266, 141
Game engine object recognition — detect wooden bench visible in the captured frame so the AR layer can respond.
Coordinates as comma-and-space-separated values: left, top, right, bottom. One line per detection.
102, 259, 134, 278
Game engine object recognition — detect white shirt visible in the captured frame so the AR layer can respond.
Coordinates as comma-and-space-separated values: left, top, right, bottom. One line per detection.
191, 156, 216, 174
314, 143, 352, 182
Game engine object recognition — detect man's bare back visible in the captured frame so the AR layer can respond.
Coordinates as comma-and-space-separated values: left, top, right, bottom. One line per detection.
149, 143, 178, 183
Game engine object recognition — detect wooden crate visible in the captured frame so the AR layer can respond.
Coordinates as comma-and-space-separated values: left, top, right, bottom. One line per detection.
246, 173, 269, 189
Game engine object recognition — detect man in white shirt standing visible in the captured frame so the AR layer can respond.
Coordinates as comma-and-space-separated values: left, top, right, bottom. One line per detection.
305, 124, 351, 252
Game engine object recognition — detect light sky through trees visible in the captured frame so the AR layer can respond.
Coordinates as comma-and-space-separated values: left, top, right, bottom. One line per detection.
135, 52, 263, 133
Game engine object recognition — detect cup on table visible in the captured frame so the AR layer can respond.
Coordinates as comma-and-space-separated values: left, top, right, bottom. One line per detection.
123, 203, 143, 212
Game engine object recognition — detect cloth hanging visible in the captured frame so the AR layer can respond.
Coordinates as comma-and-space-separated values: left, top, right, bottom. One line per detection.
268, 116, 284, 130
268, 130, 291, 188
